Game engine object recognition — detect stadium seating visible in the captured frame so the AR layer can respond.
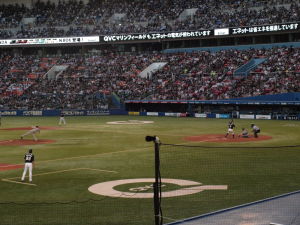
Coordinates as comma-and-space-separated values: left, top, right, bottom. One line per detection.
0, 0, 299, 38
0, 0, 299, 110
0, 47, 299, 110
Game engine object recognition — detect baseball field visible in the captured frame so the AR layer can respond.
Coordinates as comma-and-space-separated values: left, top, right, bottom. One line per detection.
0, 115, 299, 225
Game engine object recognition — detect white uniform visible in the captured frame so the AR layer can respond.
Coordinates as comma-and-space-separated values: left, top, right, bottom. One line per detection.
21, 126, 40, 141
21, 151, 34, 182
59, 113, 66, 125
252, 125, 260, 138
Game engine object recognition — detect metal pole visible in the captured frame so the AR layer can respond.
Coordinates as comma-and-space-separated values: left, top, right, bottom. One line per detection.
145, 135, 161, 225
153, 140, 160, 225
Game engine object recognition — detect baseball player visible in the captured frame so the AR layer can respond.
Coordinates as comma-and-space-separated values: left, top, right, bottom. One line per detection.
251, 124, 260, 138
225, 119, 235, 138
21, 149, 35, 182
20, 126, 40, 141
238, 128, 249, 138
59, 112, 66, 125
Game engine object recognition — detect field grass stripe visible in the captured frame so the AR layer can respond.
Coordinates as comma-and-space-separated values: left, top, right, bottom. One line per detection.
1, 179, 37, 186
1, 147, 152, 170
36, 141, 194, 165
56, 127, 187, 137
5, 168, 84, 180
4, 142, 192, 167
5, 167, 118, 180
80, 168, 118, 173
37, 146, 152, 164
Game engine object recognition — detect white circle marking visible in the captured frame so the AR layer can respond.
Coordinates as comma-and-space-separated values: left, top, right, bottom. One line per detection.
107, 120, 154, 125
88, 178, 227, 198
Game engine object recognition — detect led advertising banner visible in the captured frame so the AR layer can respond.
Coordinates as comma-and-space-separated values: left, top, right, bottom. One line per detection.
0, 36, 99, 46
102, 30, 213, 42
102, 22, 299, 42
0, 22, 298, 46
230, 23, 299, 35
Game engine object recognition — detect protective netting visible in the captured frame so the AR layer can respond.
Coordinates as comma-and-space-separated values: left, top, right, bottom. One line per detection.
158, 143, 300, 224
0, 198, 154, 225
1, 144, 299, 225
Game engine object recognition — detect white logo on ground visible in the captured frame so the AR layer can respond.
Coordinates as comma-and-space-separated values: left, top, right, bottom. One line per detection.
106, 120, 154, 125
129, 183, 166, 192
88, 178, 228, 198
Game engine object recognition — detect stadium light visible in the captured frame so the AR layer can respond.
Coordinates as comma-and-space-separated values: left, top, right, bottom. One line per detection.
145, 136, 160, 143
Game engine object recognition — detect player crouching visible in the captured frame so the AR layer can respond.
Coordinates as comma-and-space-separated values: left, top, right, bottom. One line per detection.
251, 124, 260, 138
238, 128, 249, 138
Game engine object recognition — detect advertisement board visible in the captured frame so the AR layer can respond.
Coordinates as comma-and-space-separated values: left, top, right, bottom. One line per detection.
194, 113, 207, 118
0, 110, 109, 116
216, 114, 230, 119
102, 30, 213, 42
240, 114, 255, 119
128, 112, 140, 116
165, 113, 180, 117
0, 36, 99, 46
147, 112, 159, 116
256, 115, 271, 120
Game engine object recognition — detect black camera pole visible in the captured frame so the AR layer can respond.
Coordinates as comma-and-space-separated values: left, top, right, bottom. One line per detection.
145, 136, 162, 225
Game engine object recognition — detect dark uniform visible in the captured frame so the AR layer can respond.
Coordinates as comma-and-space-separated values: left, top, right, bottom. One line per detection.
225, 120, 235, 138
21, 149, 35, 182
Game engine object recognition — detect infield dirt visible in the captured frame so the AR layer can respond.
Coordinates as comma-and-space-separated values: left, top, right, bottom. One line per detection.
184, 134, 272, 142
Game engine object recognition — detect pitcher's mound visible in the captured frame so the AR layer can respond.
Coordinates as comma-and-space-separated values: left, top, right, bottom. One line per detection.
0, 139, 56, 146
184, 134, 272, 143
0, 163, 23, 171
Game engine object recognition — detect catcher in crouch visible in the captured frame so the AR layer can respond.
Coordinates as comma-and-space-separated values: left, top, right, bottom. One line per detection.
238, 128, 249, 138
225, 119, 236, 138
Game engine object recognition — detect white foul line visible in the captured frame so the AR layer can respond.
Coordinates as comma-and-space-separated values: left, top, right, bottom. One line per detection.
1, 179, 37, 186
1, 167, 118, 186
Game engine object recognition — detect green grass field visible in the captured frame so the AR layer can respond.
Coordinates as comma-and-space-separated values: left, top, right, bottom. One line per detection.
0, 116, 299, 225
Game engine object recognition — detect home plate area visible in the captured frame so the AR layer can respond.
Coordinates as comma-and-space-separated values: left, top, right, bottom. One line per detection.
184, 134, 272, 143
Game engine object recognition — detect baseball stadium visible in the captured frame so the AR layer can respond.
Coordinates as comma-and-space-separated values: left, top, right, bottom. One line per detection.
0, 0, 300, 225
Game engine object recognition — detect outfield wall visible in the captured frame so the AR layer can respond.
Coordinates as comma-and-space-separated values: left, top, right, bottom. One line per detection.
0, 110, 299, 120
125, 95, 300, 120
130, 111, 300, 120
0, 110, 110, 117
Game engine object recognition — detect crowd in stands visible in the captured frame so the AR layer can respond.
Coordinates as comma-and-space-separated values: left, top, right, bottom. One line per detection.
231, 47, 300, 97
0, 47, 299, 110
0, 4, 27, 29
0, 0, 299, 38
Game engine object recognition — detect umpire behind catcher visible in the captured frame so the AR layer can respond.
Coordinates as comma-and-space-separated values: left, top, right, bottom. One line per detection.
251, 124, 260, 138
